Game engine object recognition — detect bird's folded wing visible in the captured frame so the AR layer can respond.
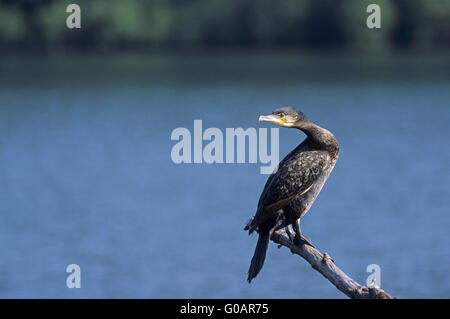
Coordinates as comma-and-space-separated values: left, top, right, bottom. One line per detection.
249, 151, 329, 230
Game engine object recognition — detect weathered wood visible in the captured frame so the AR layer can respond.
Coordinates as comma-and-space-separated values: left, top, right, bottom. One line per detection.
270, 230, 395, 299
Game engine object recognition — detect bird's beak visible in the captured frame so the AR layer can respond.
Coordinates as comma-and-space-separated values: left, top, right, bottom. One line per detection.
258, 114, 286, 126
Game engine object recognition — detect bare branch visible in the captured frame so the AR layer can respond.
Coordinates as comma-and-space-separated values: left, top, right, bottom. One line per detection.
270, 230, 395, 299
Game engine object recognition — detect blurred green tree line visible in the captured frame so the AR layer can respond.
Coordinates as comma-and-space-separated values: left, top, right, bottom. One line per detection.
0, 0, 449, 51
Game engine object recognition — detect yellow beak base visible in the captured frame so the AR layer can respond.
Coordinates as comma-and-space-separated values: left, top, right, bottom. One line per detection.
258, 114, 286, 126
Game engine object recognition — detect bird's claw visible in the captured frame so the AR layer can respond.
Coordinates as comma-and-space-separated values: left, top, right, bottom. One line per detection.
294, 234, 315, 249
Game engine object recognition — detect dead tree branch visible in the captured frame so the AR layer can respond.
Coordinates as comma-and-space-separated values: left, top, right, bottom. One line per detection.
270, 230, 395, 299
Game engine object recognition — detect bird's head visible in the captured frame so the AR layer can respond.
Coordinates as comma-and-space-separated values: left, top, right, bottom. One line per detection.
258, 107, 309, 128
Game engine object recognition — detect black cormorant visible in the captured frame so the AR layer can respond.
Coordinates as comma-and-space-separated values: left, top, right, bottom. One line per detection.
245, 107, 339, 283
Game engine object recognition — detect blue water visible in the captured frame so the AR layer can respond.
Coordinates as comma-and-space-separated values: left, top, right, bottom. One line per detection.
0, 53, 449, 298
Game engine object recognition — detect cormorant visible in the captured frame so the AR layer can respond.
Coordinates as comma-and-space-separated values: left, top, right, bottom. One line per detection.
245, 107, 339, 283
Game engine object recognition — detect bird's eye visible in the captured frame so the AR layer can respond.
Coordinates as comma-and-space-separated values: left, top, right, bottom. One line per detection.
279, 113, 285, 118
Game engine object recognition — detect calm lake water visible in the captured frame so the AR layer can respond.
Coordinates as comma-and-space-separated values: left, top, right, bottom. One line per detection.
0, 52, 449, 298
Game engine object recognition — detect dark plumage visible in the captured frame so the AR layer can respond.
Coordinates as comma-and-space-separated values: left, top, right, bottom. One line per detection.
245, 107, 339, 283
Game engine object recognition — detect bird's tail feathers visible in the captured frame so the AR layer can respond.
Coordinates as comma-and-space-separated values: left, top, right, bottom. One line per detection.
247, 232, 270, 283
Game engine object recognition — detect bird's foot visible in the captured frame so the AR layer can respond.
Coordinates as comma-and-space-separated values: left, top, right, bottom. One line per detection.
285, 226, 295, 242
293, 234, 315, 249
285, 227, 297, 254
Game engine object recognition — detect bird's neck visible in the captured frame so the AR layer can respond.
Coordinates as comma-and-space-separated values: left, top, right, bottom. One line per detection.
298, 122, 326, 139
296, 122, 339, 154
